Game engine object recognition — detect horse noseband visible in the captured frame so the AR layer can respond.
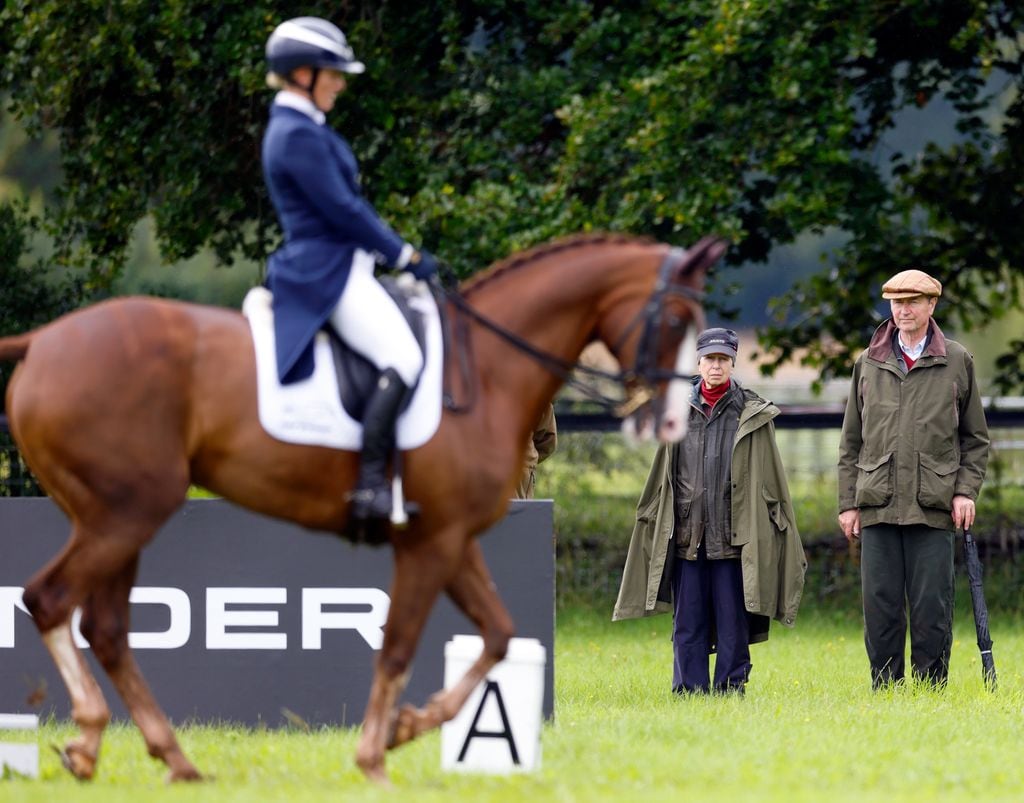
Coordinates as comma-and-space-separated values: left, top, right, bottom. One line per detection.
630, 247, 703, 384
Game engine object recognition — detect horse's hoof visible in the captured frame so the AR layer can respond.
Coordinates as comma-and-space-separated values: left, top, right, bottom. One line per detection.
356, 750, 392, 787
362, 765, 392, 788
52, 742, 97, 780
165, 766, 204, 783
387, 703, 420, 749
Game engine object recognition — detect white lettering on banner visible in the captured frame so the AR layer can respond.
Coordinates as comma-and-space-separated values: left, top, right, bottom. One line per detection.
1, 585, 392, 650
302, 588, 390, 650
0, 587, 30, 648
127, 587, 191, 649
71, 610, 87, 649
69, 587, 192, 649
206, 587, 287, 650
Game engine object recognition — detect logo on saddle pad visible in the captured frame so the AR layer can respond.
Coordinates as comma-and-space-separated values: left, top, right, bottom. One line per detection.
243, 284, 443, 451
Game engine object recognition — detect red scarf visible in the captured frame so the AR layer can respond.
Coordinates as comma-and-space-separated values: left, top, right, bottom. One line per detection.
700, 379, 730, 409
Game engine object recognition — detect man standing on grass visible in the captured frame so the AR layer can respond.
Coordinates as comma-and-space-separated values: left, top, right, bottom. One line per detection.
838, 269, 990, 689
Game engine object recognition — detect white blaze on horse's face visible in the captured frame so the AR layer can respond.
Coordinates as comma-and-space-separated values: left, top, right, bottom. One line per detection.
621, 411, 651, 444
619, 320, 696, 445
656, 322, 697, 443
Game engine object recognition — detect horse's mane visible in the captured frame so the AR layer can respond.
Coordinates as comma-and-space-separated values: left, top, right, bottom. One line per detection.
459, 232, 657, 297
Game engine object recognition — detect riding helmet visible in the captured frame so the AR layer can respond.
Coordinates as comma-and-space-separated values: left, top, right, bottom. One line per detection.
266, 17, 365, 77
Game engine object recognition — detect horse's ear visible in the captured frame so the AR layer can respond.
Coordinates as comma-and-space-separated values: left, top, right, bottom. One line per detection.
677, 237, 727, 282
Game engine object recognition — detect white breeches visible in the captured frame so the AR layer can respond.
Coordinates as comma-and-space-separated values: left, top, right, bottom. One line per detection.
330, 250, 424, 386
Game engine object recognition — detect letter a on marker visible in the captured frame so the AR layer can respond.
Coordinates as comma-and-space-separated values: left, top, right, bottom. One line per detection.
457, 680, 520, 765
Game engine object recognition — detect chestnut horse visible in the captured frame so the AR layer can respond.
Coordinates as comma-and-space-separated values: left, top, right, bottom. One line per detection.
0, 233, 721, 784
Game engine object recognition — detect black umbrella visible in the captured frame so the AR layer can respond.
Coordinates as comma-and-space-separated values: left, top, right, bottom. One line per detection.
964, 527, 996, 691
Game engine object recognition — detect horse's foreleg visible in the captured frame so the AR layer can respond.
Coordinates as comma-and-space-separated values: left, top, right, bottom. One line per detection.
356, 659, 412, 787
80, 559, 201, 783
388, 539, 515, 749
355, 533, 463, 785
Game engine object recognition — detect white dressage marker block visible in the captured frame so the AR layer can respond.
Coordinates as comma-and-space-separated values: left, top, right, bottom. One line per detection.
441, 635, 545, 773
0, 713, 39, 779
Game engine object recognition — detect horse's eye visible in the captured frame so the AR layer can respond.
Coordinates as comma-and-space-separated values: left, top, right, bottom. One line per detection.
665, 315, 683, 329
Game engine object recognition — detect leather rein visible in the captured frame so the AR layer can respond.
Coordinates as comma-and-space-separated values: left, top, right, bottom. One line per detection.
436, 248, 703, 416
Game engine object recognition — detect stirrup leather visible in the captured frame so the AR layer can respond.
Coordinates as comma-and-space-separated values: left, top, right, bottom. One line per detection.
347, 476, 419, 526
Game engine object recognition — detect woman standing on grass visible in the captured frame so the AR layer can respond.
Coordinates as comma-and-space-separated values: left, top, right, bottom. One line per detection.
613, 328, 806, 695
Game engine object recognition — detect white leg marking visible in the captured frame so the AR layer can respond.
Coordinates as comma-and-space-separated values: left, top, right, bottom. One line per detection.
43, 625, 89, 703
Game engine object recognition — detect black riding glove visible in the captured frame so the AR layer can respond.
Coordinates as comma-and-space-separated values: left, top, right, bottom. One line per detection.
408, 250, 438, 281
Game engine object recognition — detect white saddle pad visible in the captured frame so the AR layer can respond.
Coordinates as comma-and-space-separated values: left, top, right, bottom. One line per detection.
243, 285, 443, 451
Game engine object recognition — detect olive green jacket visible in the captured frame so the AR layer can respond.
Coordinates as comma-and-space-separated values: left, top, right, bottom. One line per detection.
838, 319, 990, 530
613, 390, 806, 635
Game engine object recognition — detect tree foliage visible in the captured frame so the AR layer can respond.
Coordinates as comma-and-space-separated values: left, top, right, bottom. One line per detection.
0, 1, 1022, 387
0, 201, 81, 398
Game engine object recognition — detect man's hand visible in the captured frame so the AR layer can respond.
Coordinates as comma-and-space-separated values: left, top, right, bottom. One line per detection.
951, 494, 977, 530
838, 508, 861, 543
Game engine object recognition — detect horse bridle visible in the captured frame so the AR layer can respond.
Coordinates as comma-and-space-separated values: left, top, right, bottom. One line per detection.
438, 247, 704, 416
611, 246, 705, 384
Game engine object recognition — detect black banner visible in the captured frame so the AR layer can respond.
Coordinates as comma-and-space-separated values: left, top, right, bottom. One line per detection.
0, 499, 553, 726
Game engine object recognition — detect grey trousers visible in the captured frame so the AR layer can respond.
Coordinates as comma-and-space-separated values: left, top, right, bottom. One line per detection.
860, 523, 955, 687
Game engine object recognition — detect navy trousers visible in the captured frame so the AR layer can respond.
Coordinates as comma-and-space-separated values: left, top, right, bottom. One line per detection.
671, 543, 751, 694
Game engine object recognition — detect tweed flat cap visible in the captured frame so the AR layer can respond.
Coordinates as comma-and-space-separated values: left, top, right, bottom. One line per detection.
696, 327, 739, 359
881, 269, 942, 299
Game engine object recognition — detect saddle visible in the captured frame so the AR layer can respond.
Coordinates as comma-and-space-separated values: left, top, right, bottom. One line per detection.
242, 281, 443, 453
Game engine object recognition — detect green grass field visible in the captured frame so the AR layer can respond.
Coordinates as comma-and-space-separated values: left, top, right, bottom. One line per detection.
4, 605, 1023, 802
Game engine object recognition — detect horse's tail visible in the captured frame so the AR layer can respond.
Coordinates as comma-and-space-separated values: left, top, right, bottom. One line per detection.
0, 332, 33, 362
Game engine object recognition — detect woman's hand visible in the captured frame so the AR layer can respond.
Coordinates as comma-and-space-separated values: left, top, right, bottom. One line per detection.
409, 250, 438, 280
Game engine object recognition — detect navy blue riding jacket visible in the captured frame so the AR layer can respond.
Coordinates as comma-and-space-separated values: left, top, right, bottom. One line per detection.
262, 103, 407, 383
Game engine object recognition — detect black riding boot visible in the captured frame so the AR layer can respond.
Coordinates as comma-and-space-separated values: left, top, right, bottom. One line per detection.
349, 368, 410, 521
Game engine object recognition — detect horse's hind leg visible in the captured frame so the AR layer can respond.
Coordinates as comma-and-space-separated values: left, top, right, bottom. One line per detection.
22, 516, 198, 782
21, 528, 117, 779
79, 557, 201, 782
389, 539, 515, 748
37, 624, 109, 778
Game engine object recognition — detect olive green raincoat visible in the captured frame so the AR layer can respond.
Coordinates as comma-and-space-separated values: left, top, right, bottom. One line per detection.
837, 319, 989, 530
613, 389, 806, 638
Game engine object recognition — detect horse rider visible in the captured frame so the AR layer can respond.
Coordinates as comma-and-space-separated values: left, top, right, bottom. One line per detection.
262, 17, 438, 521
